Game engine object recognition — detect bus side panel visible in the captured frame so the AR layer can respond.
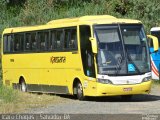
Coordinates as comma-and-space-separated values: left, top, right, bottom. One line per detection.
2, 51, 85, 94
150, 48, 160, 80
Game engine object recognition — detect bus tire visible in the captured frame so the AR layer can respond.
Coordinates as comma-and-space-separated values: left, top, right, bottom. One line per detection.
77, 82, 85, 100
121, 95, 132, 101
20, 80, 27, 92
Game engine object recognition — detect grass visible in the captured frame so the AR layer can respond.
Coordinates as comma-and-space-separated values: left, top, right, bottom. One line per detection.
152, 80, 160, 84
0, 84, 17, 103
0, 84, 64, 114
152, 80, 160, 88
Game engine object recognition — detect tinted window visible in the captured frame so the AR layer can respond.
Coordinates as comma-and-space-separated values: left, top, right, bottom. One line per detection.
3, 26, 77, 54
44, 31, 49, 50
8, 35, 14, 52
70, 29, 77, 49
49, 30, 55, 50
64, 28, 77, 50
31, 32, 37, 51
64, 29, 70, 49
13, 33, 25, 52
14, 34, 20, 52
25, 33, 31, 51
3, 35, 8, 52
38, 32, 45, 51
4, 35, 16, 53
54, 30, 63, 50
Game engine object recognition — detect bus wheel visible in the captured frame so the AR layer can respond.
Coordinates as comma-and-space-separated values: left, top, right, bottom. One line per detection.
77, 82, 85, 100
121, 95, 132, 101
20, 81, 27, 92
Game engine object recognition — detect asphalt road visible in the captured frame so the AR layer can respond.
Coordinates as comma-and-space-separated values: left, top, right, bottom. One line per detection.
25, 85, 160, 114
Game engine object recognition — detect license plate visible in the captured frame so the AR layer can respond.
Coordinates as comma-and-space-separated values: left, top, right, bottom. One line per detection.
123, 87, 132, 91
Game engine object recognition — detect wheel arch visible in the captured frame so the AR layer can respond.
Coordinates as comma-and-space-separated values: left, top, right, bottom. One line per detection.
72, 77, 81, 95
18, 75, 28, 92
19, 76, 26, 84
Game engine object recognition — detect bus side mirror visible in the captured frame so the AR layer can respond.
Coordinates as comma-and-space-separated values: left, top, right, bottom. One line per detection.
147, 35, 159, 52
89, 37, 98, 54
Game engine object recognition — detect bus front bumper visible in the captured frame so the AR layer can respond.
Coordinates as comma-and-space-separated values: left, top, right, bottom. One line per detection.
95, 80, 152, 96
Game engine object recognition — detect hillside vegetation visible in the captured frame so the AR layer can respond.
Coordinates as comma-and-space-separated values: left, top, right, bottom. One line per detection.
0, 0, 160, 36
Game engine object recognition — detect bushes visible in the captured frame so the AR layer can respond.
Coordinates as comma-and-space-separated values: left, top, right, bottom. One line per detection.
104, 0, 160, 32
0, 0, 159, 36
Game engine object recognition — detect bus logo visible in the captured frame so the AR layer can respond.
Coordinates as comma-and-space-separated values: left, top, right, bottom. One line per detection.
50, 56, 66, 63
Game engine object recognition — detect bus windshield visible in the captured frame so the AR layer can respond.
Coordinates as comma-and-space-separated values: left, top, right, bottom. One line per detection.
95, 24, 150, 75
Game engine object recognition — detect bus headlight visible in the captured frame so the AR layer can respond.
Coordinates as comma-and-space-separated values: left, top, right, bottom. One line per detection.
142, 76, 152, 82
97, 79, 113, 84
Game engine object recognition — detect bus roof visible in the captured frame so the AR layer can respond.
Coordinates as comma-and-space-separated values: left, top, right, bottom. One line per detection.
150, 27, 160, 32
47, 15, 141, 25
47, 15, 117, 24
3, 15, 142, 34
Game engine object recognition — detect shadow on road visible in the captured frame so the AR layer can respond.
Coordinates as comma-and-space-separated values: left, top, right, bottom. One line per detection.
57, 94, 160, 102
88, 94, 160, 102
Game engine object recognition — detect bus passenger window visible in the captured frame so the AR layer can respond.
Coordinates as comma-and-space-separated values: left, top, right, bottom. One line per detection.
26, 43, 30, 49
31, 33, 37, 51
38, 31, 49, 51
16, 43, 20, 51
44, 32, 49, 51
19, 34, 25, 52
40, 42, 45, 50
14, 34, 20, 52
4, 35, 14, 53
55, 30, 63, 50
8, 35, 14, 53
56, 41, 61, 48
69, 29, 77, 49
69, 39, 75, 48
25, 33, 31, 51
64, 28, 77, 50
3, 35, 8, 53
32, 42, 36, 49
50, 30, 55, 50
13, 33, 25, 52
64, 29, 70, 49
38, 32, 46, 51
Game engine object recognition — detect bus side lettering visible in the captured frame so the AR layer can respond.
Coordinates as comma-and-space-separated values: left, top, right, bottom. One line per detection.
50, 56, 66, 63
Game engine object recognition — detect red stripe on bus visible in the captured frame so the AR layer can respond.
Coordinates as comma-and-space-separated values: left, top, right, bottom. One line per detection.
151, 61, 159, 77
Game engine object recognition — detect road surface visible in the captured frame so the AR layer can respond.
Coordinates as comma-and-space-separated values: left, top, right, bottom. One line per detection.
25, 85, 160, 115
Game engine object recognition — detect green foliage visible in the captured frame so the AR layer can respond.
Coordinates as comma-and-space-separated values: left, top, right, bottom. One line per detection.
0, 0, 160, 35
104, 0, 160, 32
0, 85, 18, 103
0, 0, 8, 6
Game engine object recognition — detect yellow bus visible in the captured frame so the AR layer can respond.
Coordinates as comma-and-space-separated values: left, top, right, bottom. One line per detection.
1, 15, 158, 100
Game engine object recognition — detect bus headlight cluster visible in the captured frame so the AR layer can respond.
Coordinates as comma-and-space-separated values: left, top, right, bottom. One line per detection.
97, 79, 113, 84
142, 76, 152, 82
